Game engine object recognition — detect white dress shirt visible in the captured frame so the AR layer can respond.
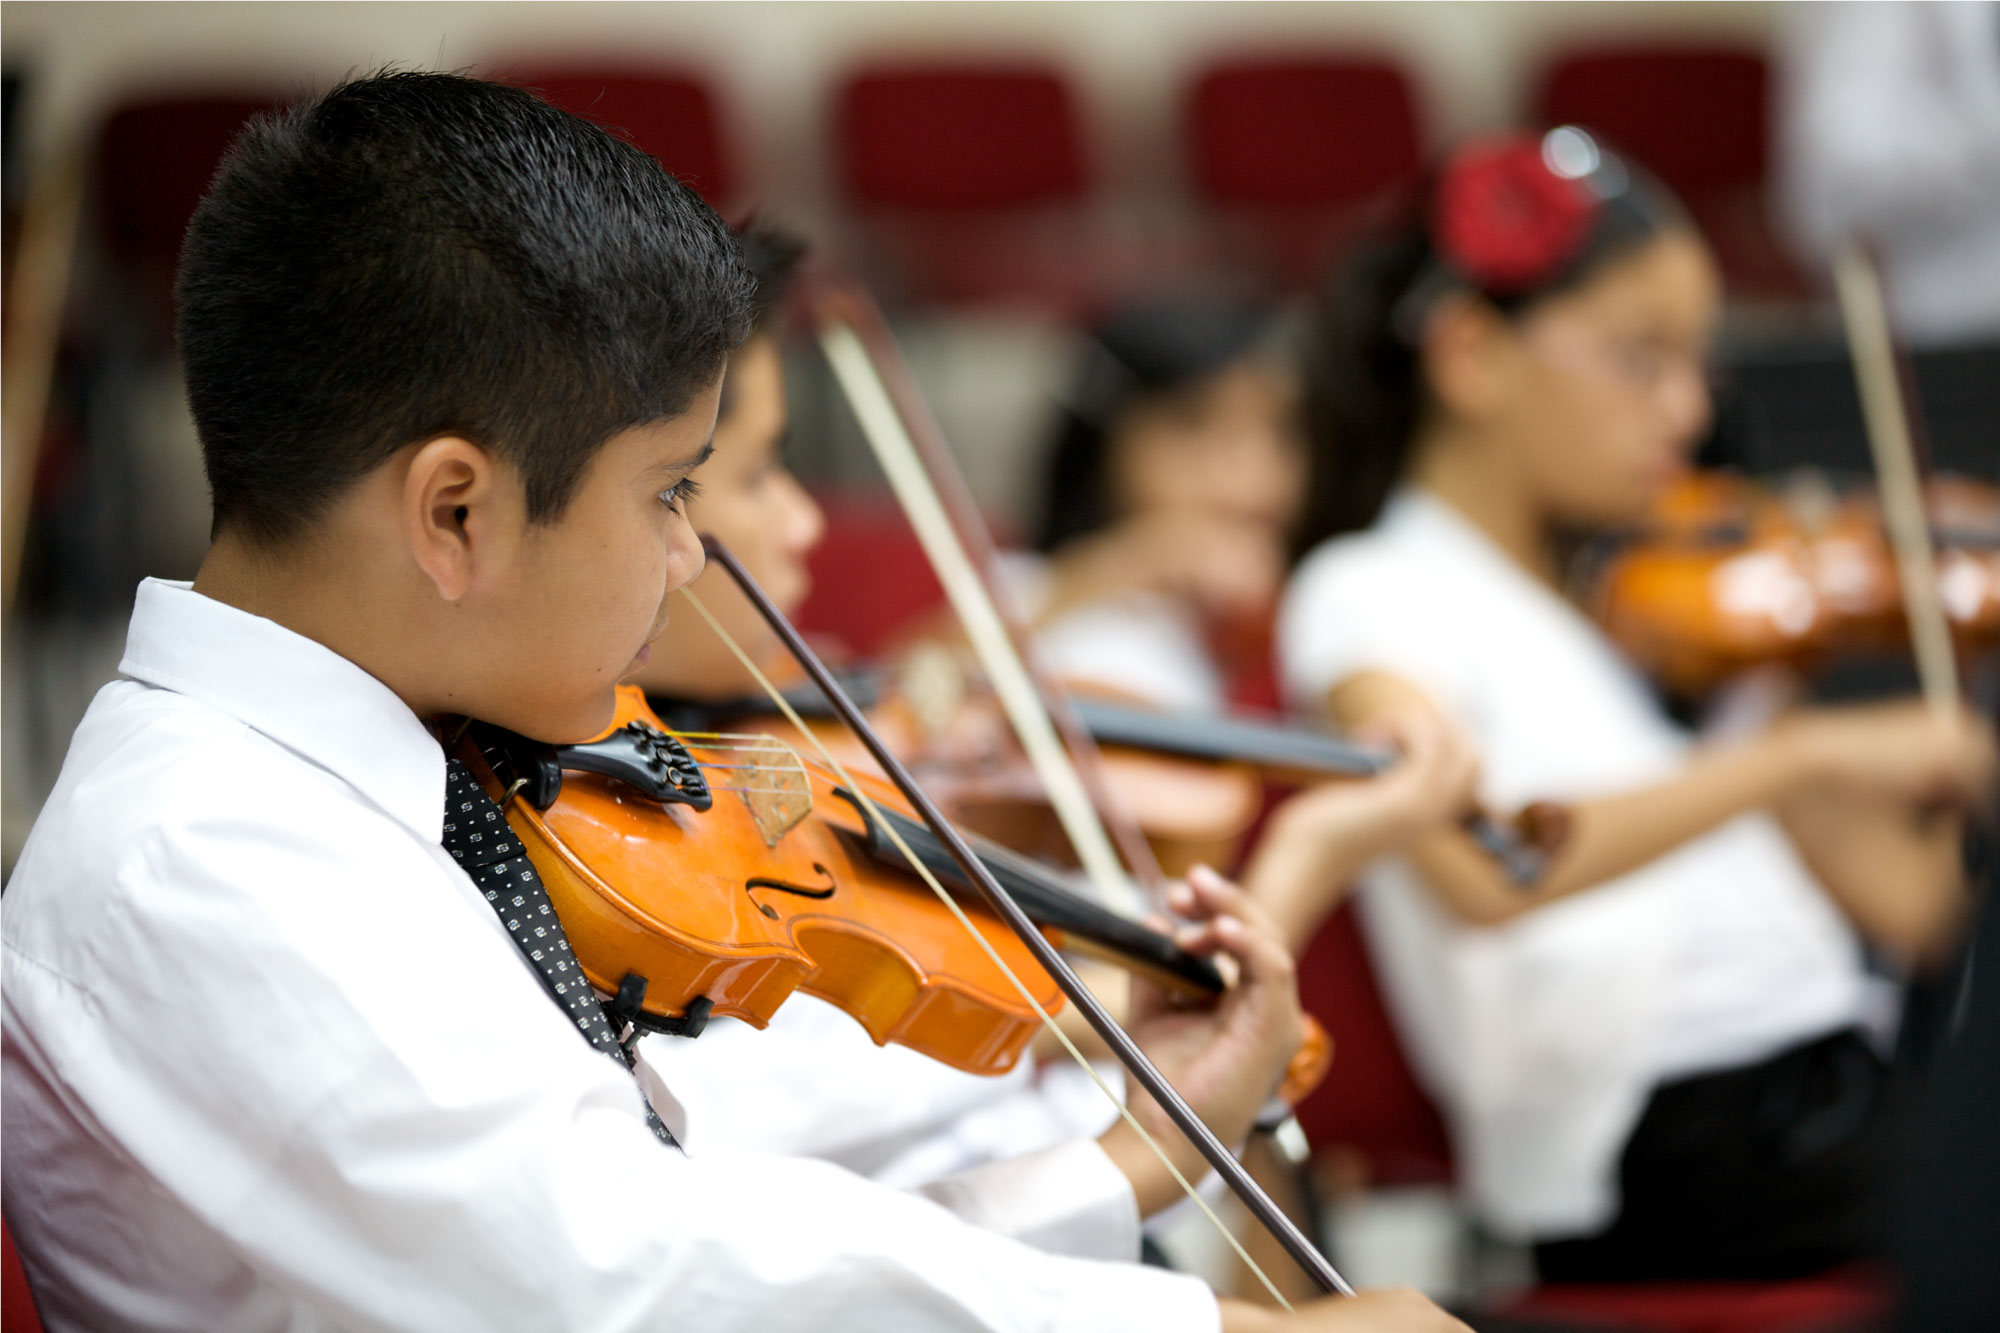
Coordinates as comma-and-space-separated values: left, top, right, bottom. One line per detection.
2, 578, 1218, 1332
1779, 1, 2000, 343
1278, 491, 1871, 1240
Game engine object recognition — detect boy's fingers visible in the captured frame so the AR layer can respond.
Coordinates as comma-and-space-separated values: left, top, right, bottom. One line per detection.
1211, 912, 1295, 988
1184, 865, 1286, 938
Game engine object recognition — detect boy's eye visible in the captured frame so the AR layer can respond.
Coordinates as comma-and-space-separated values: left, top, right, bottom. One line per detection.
661, 476, 703, 509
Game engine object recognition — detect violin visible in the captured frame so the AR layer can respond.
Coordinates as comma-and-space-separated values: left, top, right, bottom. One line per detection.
456, 537, 1354, 1298
452, 683, 1229, 1076
1592, 469, 2000, 697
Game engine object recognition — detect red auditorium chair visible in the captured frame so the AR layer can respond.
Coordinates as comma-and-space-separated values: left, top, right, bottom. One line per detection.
793, 489, 948, 659
833, 61, 1110, 310
840, 63, 1085, 215
1291, 900, 1454, 1189
1490, 1271, 1890, 1333
1534, 45, 1808, 300
1185, 56, 1424, 289
2, 1220, 45, 1333
498, 66, 733, 208
94, 93, 284, 331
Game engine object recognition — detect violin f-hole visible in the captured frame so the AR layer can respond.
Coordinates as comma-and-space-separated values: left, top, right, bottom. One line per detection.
745, 863, 838, 919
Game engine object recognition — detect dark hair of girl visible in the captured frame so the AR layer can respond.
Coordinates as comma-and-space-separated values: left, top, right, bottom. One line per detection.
1293, 127, 1691, 557
1034, 290, 1275, 553
738, 222, 807, 336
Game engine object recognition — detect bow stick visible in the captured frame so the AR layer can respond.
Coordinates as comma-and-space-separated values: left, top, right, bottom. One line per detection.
813, 285, 1174, 898
813, 284, 1165, 916
1831, 240, 1959, 712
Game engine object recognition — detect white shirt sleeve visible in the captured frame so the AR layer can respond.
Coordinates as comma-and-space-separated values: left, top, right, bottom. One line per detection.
644, 1003, 1138, 1262
1278, 540, 1470, 716
911, 1138, 1145, 1263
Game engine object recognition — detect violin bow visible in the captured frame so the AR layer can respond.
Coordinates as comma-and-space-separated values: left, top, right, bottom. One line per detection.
811, 281, 1169, 913
689, 536, 1353, 1302
1831, 240, 1959, 712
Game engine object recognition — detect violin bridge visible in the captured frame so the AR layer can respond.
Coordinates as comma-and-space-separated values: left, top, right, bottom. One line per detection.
896, 640, 968, 745
734, 735, 812, 847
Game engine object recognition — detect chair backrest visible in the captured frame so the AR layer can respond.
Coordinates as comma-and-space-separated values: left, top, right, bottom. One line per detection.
503, 66, 733, 207
837, 63, 1088, 213
95, 94, 283, 276
1186, 56, 1422, 210
1290, 900, 1453, 1186
793, 490, 948, 659
1534, 45, 1769, 197
2, 1218, 46, 1333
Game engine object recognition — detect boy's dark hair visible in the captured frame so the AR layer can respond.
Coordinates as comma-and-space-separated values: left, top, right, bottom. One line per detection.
178, 70, 753, 545
1294, 131, 1690, 554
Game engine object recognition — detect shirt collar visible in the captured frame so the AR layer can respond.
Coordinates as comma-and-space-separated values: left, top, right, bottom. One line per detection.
119, 578, 446, 842
1384, 486, 1555, 594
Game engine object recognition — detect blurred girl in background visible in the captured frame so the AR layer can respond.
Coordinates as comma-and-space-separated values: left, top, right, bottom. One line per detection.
1019, 292, 1307, 711
1278, 129, 1995, 1283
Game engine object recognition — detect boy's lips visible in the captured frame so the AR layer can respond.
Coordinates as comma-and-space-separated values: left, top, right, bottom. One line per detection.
630, 643, 651, 668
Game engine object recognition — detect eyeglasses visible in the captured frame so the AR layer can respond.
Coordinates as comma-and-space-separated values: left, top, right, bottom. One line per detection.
1520, 316, 1712, 403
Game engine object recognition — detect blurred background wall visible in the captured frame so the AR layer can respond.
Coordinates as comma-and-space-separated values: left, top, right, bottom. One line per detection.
3, 0, 1994, 855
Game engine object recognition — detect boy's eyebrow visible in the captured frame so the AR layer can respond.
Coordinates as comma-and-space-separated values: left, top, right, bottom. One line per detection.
651, 438, 715, 479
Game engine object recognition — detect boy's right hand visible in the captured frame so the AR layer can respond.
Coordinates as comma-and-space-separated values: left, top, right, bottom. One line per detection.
1778, 699, 1998, 808
1220, 1289, 1474, 1332
1096, 866, 1305, 1216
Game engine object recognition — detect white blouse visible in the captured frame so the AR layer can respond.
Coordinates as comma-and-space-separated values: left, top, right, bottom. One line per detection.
1002, 552, 1226, 712
1278, 490, 1873, 1240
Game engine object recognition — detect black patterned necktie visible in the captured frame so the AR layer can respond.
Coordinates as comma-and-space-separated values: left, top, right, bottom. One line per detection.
442, 757, 678, 1148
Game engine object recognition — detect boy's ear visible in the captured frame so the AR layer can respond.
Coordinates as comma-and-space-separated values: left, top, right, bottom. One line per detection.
403, 436, 508, 602
1420, 294, 1513, 423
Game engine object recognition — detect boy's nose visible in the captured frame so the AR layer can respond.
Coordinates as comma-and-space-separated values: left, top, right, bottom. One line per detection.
670, 523, 708, 589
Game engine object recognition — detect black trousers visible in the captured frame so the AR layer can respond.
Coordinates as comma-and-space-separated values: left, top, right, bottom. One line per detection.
1534, 1028, 1887, 1283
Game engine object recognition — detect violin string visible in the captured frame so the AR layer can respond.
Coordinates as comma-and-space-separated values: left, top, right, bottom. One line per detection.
677, 584, 1296, 1310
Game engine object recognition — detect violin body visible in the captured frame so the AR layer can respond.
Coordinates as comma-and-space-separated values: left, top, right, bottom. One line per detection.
459, 686, 1063, 1076
1594, 471, 2000, 695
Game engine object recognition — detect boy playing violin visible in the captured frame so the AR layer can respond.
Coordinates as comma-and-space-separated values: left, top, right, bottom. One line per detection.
2, 72, 1461, 1332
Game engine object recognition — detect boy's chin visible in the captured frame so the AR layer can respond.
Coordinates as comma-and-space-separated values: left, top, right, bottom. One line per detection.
482, 687, 623, 747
